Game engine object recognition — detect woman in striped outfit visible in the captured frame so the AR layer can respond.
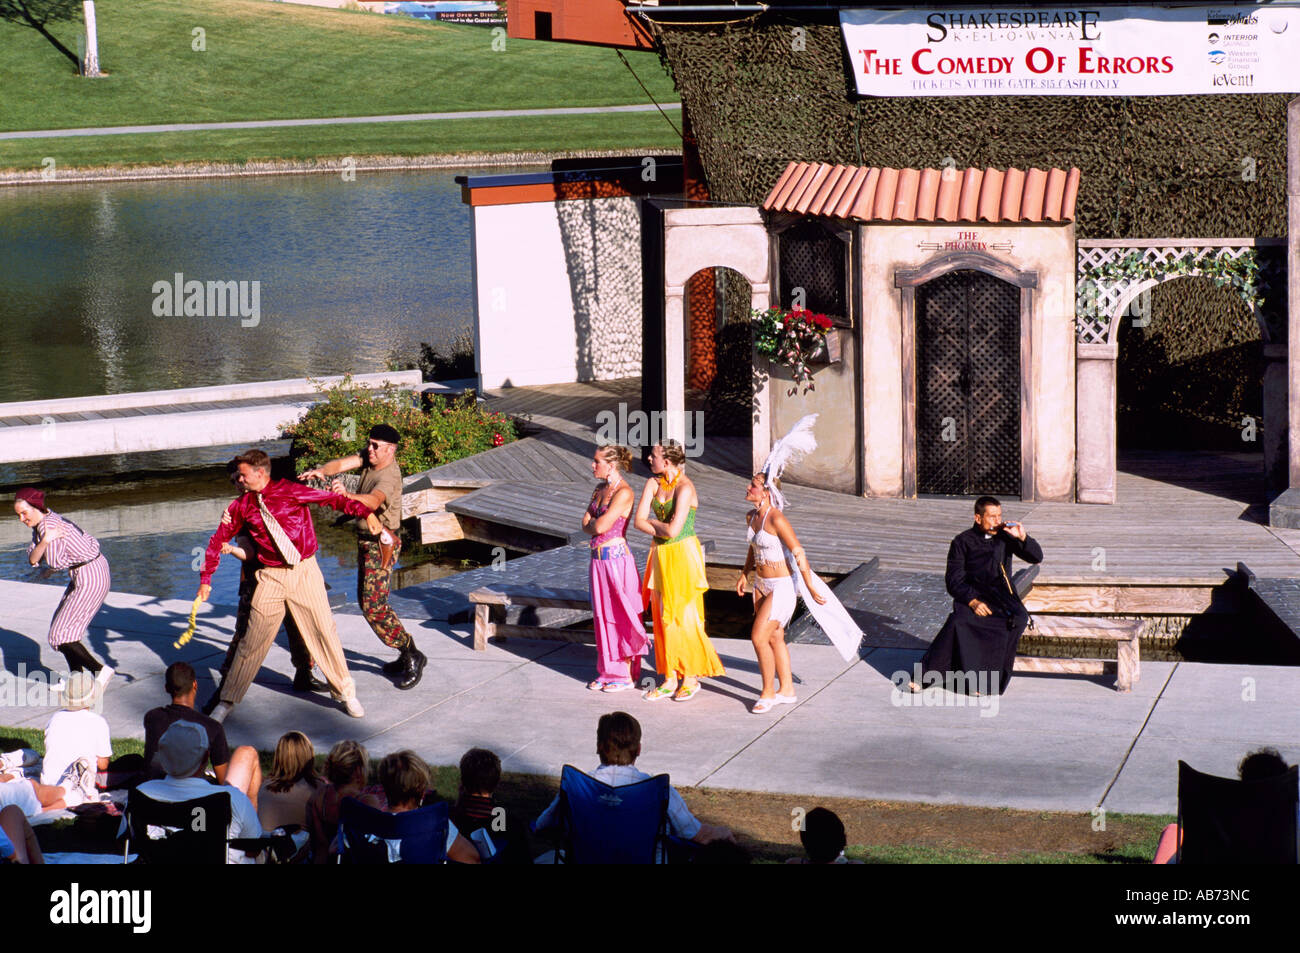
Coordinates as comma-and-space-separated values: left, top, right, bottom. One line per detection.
13, 488, 114, 688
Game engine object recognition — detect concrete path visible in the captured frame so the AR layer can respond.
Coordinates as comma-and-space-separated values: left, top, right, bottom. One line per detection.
0, 104, 681, 141
1, 578, 1295, 816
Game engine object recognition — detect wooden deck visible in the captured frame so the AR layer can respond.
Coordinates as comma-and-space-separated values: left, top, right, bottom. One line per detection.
403, 378, 1300, 582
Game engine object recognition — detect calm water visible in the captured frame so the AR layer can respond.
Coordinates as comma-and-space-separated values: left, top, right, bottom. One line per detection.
0, 167, 516, 402
0, 470, 382, 609
0, 167, 523, 604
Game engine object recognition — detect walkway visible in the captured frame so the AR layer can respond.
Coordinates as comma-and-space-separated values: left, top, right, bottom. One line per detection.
1, 578, 1295, 815
0, 371, 422, 464
0, 104, 681, 140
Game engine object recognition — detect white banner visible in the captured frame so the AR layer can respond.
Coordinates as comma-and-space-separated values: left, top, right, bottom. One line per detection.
841, 5, 1300, 97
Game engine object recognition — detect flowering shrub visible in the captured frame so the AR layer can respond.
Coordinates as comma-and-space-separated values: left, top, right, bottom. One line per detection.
752, 307, 834, 394
283, 375, 518, 475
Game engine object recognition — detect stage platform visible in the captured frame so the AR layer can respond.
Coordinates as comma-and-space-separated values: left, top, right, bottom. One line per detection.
401, 378, 1300, 582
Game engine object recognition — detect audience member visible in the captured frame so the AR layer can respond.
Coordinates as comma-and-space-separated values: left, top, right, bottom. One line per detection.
0, 775, 56, 815
142, 662, 261, 807
787, 807, 860, 864
133, 722, 263, 865
1154, 746, 1298, 864
0, 804, 44, 863
41, 672, 111, 791
534, 711, 733, 848
450, 747, 528, 863
374, 750, 479, 864
306, 739, 381, 863
258, 731, 319, 832
0, 674, 107, 812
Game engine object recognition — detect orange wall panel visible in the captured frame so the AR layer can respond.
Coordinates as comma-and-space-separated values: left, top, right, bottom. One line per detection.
508, 0, 655, 49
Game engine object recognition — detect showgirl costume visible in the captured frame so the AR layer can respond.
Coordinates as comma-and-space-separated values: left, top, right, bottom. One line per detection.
642, 488, 724, 679
747, 508, 797, 628
757, 416, 864, 662
587, 493, 646, 685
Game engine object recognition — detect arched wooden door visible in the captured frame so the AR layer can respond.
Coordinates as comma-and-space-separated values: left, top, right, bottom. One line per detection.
915, 269, 1021, 496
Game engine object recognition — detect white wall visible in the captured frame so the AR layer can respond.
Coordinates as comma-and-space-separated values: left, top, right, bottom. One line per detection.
473, 197, 642, 390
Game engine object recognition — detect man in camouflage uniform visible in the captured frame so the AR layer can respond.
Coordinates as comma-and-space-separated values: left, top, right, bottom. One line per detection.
300, 424, 425, 690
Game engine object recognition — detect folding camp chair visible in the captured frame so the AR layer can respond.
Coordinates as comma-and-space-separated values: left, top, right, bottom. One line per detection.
1176, 761, 1298, 864
540, 765, 672, 864
124, 789, 292, 864
336, 796, 450, 864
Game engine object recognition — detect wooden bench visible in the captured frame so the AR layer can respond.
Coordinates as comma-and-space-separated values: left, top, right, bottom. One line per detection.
1014, 615, 1142, 692
468, 584, 651, 651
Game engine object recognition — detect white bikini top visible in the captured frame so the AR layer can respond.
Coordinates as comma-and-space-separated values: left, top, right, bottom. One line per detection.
747, 509, 786, 564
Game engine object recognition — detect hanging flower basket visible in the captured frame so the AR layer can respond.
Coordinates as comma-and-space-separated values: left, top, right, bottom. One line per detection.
752, 307, 834, 395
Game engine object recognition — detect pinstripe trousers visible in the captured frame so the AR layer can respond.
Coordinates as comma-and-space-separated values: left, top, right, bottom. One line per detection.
48, 555, 111, 648
219, 555, 357, 705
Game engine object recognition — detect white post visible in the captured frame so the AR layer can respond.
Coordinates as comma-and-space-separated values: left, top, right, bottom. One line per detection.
1268, 97, 1300, 527
82, 1, 101, 77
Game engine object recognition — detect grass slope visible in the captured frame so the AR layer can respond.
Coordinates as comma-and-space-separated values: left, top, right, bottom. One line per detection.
0, 0, 680, 169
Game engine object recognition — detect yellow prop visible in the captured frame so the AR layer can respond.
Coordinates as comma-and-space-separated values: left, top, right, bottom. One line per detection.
173, 596, 202, 649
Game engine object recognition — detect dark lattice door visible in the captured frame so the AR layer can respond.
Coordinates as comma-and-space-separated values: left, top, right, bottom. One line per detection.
916, 270, 1020, 496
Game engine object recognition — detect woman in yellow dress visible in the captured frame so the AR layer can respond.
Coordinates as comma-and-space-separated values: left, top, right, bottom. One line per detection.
634, 441, 724, 702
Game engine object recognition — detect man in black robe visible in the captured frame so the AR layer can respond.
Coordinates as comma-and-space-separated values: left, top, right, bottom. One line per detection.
908, 496, 1043, 696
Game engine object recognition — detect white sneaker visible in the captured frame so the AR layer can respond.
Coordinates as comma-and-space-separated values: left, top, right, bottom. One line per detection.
0, 749, 37, 774
341, 696, 365, 718
94, 666, 115, 690
58, 757, 97, 806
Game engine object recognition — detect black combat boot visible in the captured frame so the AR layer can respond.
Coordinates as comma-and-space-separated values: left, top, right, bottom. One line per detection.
395, 642, 427, 691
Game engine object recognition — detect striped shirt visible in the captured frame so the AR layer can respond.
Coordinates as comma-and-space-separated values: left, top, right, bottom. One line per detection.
29, 512, 102, 570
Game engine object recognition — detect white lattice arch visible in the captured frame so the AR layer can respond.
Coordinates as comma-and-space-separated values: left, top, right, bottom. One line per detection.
1072, 237, 1287, 507
1075, 240, 1280, 346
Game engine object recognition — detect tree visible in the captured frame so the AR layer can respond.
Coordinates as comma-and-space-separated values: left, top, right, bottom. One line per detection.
0, 0, 83, 72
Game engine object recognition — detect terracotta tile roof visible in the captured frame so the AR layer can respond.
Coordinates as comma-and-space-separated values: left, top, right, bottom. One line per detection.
763, 162, 1080, 224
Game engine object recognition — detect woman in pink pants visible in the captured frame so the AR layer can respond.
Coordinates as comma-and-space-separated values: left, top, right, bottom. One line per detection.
581, 446, 646, 692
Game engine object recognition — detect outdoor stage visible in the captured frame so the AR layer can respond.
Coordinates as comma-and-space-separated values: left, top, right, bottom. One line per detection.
2, 376, 1297, 821
405, 378, 1300, 662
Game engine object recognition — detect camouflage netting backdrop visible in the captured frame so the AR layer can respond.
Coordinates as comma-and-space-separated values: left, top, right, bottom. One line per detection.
654, 15, 1289, 449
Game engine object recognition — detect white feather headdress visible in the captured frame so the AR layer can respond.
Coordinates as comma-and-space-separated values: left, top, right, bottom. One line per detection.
760, 414, 818, 510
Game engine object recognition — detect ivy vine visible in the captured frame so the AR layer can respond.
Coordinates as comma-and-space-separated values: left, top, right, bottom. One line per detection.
1077, 248, 1263, 337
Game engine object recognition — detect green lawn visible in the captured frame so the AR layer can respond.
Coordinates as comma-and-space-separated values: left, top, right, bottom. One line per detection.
0, 0, 680, 170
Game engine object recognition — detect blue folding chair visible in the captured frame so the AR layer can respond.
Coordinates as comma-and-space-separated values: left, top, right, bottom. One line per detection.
542, 765, 671, 864
337, 797, 450, 864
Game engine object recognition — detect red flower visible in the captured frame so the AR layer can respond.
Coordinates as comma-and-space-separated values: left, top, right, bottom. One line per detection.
492, 433, 504, 447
